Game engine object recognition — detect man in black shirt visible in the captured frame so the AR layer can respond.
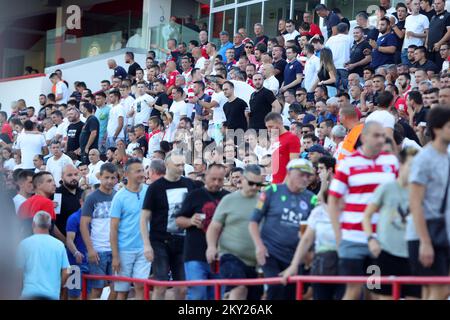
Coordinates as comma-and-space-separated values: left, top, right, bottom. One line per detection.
253, 23, 269, 46
175, 164, 229, 300
315, 4, 340, 38
272, 45, 287, 87
222, 81, 248, 131
79, 103, 99, 163
412, 46, 439, 76
125, 51, 142, 81
54, 164, 83, 237
420, 0, 436, 21
141, 152, 196, 300
248, 73, 282, 130
346, 26, 372, 77
66, 107, 84, 155
151, 79, 171, 118
426, 0, 450, 68
392, 3, 407, 64
134, 124, 148, 155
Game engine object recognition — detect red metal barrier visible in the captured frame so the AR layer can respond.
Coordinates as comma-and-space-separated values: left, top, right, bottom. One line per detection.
81, 274, 450, 300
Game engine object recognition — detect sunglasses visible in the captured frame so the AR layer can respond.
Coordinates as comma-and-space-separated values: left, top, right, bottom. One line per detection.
296, 93, 306, 96
246, 179, 264, 187
301, 131, 310, 134
245, 46, 253, 49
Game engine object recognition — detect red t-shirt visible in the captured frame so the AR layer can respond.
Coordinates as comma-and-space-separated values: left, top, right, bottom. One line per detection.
18, 194, 56, 221
1, 122, 13, 141
394, 96, 408, 115
167, 70, 180, 89
271, 131, 301, 184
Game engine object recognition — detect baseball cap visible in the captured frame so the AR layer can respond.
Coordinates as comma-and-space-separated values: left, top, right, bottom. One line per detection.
286, 158, 315, 174
306, 144, 328, 155
219, 30, 229, 36
302, 113, 316, 124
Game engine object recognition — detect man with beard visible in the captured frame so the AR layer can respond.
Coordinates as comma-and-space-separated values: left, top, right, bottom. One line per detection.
54, 164, 83, 237
175, 164, 229, 300
397, 73, 412, 98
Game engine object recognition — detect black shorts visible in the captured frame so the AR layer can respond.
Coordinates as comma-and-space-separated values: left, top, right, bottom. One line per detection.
408, 240, 450, 277
338, 256, 374, 276
372, 250, 421, 298
152, 236, 185, 281
219, 254, 262, 300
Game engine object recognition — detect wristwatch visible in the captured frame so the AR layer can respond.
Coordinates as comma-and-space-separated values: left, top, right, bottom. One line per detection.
367, 235, 378, 242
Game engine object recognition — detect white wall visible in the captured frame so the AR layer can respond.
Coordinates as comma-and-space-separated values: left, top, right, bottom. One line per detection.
45, 48, 148, 93
0, 75, 51, 116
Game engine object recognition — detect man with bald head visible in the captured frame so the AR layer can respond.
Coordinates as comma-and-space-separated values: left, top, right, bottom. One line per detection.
55, 164, 83, 237
263, 64, 279, 96
107, 59, 128, 80
165, 60, 180, 95
88, 149, 105, 186
328, 121, 399, 300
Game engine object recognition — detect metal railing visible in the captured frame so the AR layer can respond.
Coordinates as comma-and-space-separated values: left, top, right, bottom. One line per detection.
82, 274, 450, 300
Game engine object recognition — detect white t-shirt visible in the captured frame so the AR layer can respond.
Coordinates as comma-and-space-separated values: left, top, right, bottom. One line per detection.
303, 55, 321, 92
365, 110, 396, 129
195, 57, 206, 70
402, 137, 422, 151
126, 142, 139, 156
211, 91, 227, 124
46, 153, 73, 187
230, 80, 255, 106
15, 132, 46, 169
121, 96, 135, 126
170, 100, 188, 125
132, 94, 155, 126
88, 160, 105, 185
55, 81, 69, 104
3, 158, 15, 171
402, 14, 429, 49
107, 104, 126, 139
263, 75, 279, 95
13, 194, 27, 214
56, 118, 69, 138
283, 30, 300, 42
148, 131, 163, 158
326, 34, 353, 69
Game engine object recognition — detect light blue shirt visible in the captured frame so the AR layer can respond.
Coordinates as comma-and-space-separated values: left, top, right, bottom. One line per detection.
95, 104, 111, 142
17, 234, 69, 300
218, 42, 234, 63
110, 184, 149, 251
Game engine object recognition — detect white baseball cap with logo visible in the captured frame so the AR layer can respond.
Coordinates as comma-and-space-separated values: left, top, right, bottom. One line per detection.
286, 158, 315, 175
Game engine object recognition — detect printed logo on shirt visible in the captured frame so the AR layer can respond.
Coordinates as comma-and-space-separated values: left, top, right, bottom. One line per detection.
256, 192, 266, 210
67, 129, 77, 138
281, 208, 302, 227
383, 165, 392, 173
300, 200, 308, 211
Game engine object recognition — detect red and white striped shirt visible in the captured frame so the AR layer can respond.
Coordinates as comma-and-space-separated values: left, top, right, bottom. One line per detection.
328, 149, 399, 243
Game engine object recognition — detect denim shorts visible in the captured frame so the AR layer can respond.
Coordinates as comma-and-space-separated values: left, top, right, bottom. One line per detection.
152, 237, 185, 281
114, 250, 151, 292
338, 240, 373, 276
88, 251, 113, 289
67, 264, 89, 298
184, 260, 218, 300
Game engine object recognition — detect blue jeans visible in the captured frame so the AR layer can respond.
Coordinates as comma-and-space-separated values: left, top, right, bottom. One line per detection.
88, 251, 113, 289
184, 261, 219, 300
336, 69, 349, 91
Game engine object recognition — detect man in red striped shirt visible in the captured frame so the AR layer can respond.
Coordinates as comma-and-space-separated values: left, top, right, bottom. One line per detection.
328, 121, 399, 300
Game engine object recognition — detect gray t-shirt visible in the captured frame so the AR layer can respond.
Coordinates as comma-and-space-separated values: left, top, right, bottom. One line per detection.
213, 191, 258, 267
251, 184, 317, 264
407, 144, 450, 241
82, 189, 116, 252
371, 181, 409, 258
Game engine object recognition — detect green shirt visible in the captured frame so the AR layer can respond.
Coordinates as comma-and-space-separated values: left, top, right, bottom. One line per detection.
213, 191, 258, 266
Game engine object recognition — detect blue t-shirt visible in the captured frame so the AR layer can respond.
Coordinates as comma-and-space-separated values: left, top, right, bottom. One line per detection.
66, 209, 87, 265
218, 42, 234, 63
110, 184, 149, 251
17, 234, 69, 300
251, 184, 317, 264
114, 66, 128, 80
95, 105, 111, 142
371, 32, 398, 69
283, 60, 303, 90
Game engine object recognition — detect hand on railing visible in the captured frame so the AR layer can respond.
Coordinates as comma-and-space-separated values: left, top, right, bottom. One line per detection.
279, 264, 298, 285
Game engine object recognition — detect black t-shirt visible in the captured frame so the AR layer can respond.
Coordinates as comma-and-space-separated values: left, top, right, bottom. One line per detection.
224, 97, 248, 130
398, 118, 422, 145
428, 11, 450, 48
249, 88, 276, 130
152, 92, 171, 118
136, 135, 148, 155
413, 59, 439, 74
395, 20, 406, 50
413, 106, 430, 127
273, 59, 287, 86
79, 115, 99, 152
54, 185, 83, 236
420, 9, 436, 21
143, 176, 196, 242
66, 121, 84, 152
254, 35, 269, 46
175, 187, 229, 262
128, 62, 142, 77
349, 40, 372, 76
324, 11, 341, 38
